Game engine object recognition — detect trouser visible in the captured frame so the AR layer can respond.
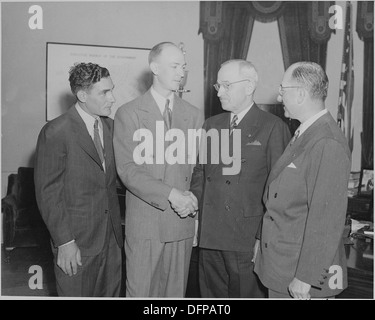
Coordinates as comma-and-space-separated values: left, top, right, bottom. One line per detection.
268, 289, 336, 299
125, 236, 194, 297
199, 248, 267, 298
53, 220, 122, 297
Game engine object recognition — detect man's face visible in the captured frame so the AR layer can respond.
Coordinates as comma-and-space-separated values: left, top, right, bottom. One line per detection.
216, 63, 250, 114
277, 67, 301, 119
153, 46, 186, 92
82, 77, 115, 117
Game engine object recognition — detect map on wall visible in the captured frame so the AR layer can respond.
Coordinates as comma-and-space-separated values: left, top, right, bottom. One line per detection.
46, 42, 152, 120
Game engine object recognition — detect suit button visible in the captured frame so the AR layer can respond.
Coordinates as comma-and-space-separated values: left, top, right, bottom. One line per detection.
104, 209, 109, 214
225, 205, 230, 211
207, 177, 211, 182
274, 193, 278, 198
226, 180, 231, 185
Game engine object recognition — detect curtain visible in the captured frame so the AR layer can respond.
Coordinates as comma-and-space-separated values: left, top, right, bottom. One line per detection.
199, 1, 334, 119
277, 1, 333, 70
357, 1, 374, 169
199, 2, 255, 118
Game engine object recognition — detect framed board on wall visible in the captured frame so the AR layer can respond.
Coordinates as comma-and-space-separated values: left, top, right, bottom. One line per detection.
46, 42, 152, 121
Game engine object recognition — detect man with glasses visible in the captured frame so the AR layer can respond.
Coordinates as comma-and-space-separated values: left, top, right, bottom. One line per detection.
190, 59, 291, 298
254, 62, 351, 299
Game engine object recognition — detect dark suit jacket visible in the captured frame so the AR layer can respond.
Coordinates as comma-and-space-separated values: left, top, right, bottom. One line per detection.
113, 90, 204, 242
254, 112, 351, 297
190, 104, 291, 252
34, 105, 123, 256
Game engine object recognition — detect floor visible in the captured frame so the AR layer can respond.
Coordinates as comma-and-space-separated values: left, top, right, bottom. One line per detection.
1, 244, 58, 297
1, 244, 201, 298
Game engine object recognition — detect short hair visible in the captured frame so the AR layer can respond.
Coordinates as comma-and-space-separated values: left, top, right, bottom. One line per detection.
148, 42, 179, 65
68, 62, 110, 95
221, 59, 259, 86
291, 62, 329, 101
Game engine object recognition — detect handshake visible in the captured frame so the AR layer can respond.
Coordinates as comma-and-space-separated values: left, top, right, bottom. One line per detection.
168, 188, 198, 218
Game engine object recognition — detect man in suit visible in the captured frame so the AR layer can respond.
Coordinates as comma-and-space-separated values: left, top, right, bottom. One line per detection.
34, 63, 123, 297
189, 59, 291, 298
254, 62, 352, 299
113, 42, 204, 297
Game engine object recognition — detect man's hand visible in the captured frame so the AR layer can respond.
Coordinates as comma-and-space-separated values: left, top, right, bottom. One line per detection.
168, 188, 198, 218
251, 239, 260, 263
288, 277, 311, 299
57, 242, 82, 276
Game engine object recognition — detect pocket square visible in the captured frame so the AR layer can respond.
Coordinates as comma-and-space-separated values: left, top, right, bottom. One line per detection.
246, 140, 261, 146
287, 162, 297, 169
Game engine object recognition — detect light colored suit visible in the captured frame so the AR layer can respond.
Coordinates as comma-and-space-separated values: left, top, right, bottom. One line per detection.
255, 112, 351, 298
114, 89, 203, 297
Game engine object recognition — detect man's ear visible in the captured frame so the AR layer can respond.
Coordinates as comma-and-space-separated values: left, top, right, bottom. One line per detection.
246, 80, 256, 96
76, 90, 87, 103
296, 88, 306, 104
150, 61, 159, 75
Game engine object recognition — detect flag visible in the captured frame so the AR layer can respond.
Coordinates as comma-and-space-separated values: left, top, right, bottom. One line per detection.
337, 1, 354, 152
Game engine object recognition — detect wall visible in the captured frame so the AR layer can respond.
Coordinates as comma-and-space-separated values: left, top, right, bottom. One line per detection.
246, 1, 364, 172
1, 1, 204, 197
1, 1, 368, 199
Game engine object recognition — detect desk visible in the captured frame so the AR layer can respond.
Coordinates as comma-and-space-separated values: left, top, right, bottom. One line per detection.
338, 236, 373, 299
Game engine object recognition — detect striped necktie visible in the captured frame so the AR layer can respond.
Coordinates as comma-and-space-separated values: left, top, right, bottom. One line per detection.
230, 114, 238, 135
290, 129, 300, 146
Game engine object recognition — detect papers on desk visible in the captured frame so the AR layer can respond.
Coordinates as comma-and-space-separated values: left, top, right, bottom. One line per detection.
351, 219, 374, 239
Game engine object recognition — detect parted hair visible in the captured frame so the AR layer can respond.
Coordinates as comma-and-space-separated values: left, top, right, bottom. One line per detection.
291, 62, 329, 101
68, 62, 110, 95
148, 42, 179, 65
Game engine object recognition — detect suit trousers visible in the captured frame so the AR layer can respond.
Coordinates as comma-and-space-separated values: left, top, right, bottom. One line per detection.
268, 289, 336, 299
199, 248, 266, 298
125, 236, 194, 297
53, 218, 122, 297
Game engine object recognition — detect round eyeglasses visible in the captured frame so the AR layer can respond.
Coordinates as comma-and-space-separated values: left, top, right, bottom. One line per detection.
213, 79, 250, 92
279, 84, 302, 96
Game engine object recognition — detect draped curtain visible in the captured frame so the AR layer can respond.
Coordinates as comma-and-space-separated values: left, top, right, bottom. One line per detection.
199, 1, 255, 119
199, 1, 334, 119
357, 1, 374, 170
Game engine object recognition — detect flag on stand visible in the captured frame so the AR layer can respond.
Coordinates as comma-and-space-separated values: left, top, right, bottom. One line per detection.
337, 1, 354, 152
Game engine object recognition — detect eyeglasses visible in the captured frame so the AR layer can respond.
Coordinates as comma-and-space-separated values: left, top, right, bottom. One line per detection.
213, 79, 250, 92
279, 84, 302, 96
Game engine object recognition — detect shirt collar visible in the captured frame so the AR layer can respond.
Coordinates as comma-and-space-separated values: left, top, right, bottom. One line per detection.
297, 109, 328, 137
151, 86, 174, 115
75, 103, 101, 131
231, 102, 254, 125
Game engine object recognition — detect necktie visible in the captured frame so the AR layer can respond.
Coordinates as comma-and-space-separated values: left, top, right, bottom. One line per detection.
230, 114, 238, 135
94, 119, 105, 165
163, 99, 172, 130
290, 129, 300, 146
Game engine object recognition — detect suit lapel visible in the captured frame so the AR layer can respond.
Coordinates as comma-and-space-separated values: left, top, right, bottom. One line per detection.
205, 113, 230, 177
171, 95, 189, 131
238, 104, 263, 143
102, 118, 113, 172
267, 113, 331, 184
68, 106, 104, 171
137, 89, 164, 132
